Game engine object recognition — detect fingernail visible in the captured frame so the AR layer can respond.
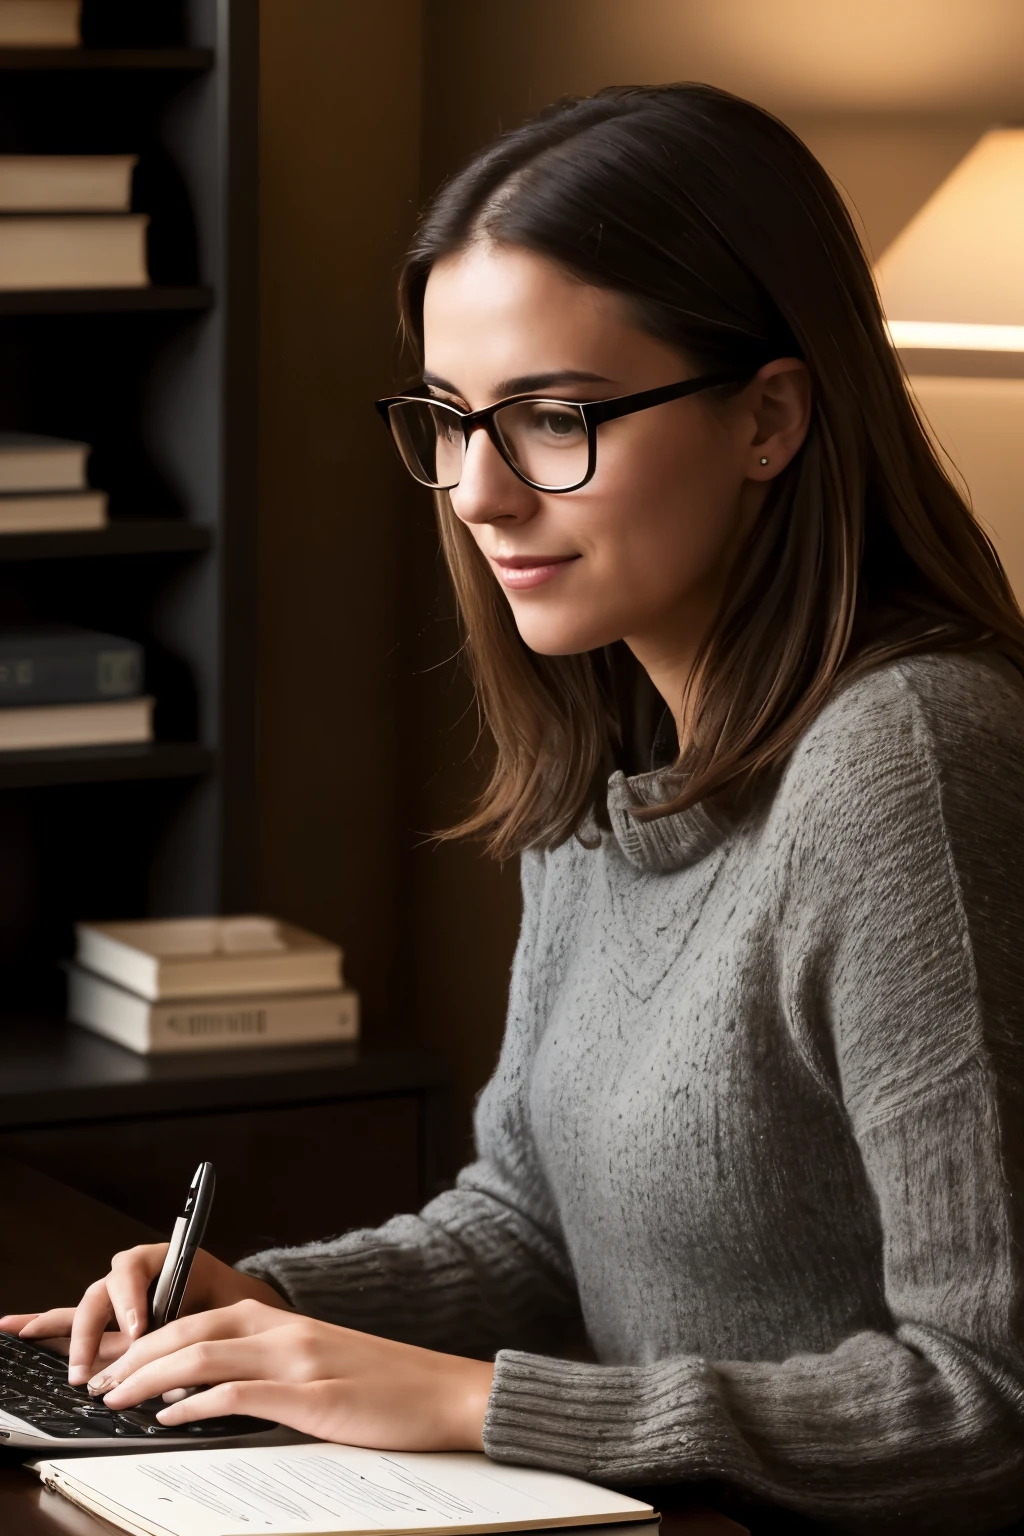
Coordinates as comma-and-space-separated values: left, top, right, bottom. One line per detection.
68, 1365, 90, 1386
87, 1373, 114, 1396
126, 1309, 139, 1336
162, 1388, 188, 1403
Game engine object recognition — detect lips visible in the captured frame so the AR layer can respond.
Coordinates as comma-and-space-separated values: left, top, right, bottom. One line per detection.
490, 553, 580, 592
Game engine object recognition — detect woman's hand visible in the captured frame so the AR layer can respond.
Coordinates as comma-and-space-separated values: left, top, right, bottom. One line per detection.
89, 1298, 495, 1452
0, 1245, 288, 1385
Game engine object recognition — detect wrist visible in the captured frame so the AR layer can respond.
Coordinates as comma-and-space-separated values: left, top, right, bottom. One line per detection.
240, 1272, 294, 1311
456, 1358, 495, 1452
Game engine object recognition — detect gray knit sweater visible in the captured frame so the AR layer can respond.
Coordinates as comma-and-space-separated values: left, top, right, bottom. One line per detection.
239, 653, 1024, 1534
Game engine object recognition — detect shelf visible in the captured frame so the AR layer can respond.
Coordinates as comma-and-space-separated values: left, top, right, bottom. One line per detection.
0, 1023, 449, 1129
0, 741, 213, 790
0, 519, 212, 562
0, 286, 214, 316
0, 48, 214, 71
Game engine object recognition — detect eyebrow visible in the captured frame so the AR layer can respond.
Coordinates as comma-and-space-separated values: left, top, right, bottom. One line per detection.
421, 368, 615, 400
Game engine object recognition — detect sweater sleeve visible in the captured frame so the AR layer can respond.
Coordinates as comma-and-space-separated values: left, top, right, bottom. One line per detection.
235, 849, 581, 1359
481, 658, 1024, 1534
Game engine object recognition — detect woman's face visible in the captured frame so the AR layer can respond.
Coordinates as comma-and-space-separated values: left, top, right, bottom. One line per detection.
421, 243, 808, 707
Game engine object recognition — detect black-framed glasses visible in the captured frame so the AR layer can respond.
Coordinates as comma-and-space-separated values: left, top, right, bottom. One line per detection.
374, 371, 752, 493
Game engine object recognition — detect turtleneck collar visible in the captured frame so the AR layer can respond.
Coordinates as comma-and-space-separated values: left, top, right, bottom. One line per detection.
606, 766, 733, 873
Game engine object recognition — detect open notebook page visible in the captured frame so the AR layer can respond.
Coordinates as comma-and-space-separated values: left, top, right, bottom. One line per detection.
36, 1442, 658, 1536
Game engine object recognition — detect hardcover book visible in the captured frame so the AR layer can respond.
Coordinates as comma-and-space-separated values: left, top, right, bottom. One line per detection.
0, 433, 90, 493
0, 490, 106, 532
0, 696, 152, 750
0, 625, 143, 707
0, 213, 149, 290
0, 0, 81, 46
0, 156, 137, 212
67, 966, 360, 1055
74, 915, 344, 1001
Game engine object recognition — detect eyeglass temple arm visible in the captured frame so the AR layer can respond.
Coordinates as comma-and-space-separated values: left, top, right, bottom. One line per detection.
583, 372, 752, 427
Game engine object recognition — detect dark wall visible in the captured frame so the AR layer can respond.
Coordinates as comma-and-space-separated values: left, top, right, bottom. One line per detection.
257, 0, 422, 1047
258, 0, 524, 1180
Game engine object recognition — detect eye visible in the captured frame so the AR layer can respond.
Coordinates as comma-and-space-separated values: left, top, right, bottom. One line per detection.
532, 407, 584, 440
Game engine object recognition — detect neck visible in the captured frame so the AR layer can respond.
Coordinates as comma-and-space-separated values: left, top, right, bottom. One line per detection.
624, 621, 710, 747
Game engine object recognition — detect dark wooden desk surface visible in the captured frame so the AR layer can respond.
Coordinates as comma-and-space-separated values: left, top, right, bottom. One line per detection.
0, 1018, 448, 1129
0, 1157, 745, 1535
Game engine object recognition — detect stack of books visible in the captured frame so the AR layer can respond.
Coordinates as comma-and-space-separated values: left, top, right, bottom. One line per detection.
0, 1, 81, 47
0, 431, 108, 533
0, 624, 152, 750
0, 153, 147, 289
67, 915, 360, 1054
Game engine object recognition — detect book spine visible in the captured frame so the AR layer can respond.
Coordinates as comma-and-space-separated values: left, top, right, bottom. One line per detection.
0, 639, 142, 706
0, 696, 152, 750
151, 992, 360, 1051
0, 215, 148, 290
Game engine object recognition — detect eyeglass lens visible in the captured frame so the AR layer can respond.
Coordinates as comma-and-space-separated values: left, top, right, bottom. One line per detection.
387, 399, 591, 490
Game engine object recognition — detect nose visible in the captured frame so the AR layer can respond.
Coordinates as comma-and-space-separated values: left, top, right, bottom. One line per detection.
449, 424, 539, 526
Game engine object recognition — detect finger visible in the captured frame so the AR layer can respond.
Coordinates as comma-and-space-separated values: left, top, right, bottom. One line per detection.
0, 1312, 42, 1333
91, 1331, 133, 1367
67, 1281, 116, 1385
88, 1299, 278, 1396
14, 1308, 76, 1337
102, 1337, 270, 1409
106, 1245, 167, 1342
155, 1378, 331, 1438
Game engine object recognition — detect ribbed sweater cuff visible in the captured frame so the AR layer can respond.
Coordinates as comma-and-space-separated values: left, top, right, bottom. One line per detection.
235, 1240, 408, 1333
483, 1349, 725, 1484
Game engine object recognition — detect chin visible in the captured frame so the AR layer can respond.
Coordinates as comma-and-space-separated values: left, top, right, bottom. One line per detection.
510, 611, 624, 657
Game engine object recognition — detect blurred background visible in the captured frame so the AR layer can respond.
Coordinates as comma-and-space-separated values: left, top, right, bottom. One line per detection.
0, 2, 1022, 1272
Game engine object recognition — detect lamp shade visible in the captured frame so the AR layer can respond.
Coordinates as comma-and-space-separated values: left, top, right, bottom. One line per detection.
875, 128, 1024, 350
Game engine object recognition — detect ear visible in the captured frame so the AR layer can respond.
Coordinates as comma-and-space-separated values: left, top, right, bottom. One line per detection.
743, 359, 811, 480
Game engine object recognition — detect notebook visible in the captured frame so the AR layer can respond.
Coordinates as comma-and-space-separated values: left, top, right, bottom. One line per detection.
35, 1443, 658, 1536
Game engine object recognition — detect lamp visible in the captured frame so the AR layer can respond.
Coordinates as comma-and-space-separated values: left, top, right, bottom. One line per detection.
875, 127, 1024, 353
873, 127, 1024, 602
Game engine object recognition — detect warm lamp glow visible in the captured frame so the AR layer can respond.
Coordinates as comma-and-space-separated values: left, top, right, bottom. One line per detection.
876, 128, 1024, 350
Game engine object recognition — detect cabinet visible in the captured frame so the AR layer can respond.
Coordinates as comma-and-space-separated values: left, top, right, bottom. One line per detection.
0, 1019, 448, 1264
0, 1, 257, 1021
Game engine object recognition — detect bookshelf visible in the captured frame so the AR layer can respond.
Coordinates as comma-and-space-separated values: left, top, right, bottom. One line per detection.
0, 287, 213, 313
0, 0, 258, 1017
0, 48, 215, 70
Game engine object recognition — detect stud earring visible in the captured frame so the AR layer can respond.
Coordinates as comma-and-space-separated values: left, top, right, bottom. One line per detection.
759, 456, 769, 466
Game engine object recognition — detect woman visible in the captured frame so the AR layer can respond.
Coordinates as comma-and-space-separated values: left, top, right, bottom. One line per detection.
7, 83, 1024, 1533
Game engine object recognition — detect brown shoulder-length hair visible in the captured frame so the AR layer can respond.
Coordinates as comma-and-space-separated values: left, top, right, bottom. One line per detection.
397, 82, 1024, 859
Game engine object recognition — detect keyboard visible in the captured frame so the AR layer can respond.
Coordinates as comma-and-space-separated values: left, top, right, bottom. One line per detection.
0, 1328, 275, 1445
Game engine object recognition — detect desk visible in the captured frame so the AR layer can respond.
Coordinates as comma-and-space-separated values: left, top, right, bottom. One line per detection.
0, 1161, 746, 1534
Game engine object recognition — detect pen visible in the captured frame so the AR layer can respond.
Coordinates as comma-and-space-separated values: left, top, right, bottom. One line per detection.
148, 1161, 216, 1330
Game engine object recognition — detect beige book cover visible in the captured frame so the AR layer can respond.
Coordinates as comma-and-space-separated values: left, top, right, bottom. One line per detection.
67, 966, 360, 1054
0, 489, 106, 531
0, 0, 81, 46
75, 914, 344, 1000
0, 695, 151, 750
0, 155, 137, 211
0, 214, 149, 290
0, 433, 90, 493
